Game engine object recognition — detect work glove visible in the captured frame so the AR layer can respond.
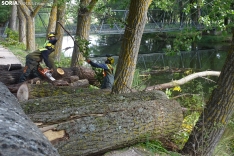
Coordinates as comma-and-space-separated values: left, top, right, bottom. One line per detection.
86, 59, 91, 63
48, 68, 53, 73
38, 65, 43, 70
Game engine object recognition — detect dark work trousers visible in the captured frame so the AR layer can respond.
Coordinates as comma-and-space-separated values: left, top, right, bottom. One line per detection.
101, 74, 114, 89
18, 58, 41, 83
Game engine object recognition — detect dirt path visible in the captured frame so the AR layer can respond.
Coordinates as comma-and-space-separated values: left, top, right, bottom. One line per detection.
0, 45, 22, 65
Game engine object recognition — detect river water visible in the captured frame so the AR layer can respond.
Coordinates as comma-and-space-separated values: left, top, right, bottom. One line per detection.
62, 33, 230, 72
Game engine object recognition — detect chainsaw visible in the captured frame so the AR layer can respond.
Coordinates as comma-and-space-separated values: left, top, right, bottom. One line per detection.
38, 67, 56, 81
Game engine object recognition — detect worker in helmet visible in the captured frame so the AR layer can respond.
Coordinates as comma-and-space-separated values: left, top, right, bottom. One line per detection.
18, 33, 57, 83
44, 32, 57, 46
86, 56, 115, 89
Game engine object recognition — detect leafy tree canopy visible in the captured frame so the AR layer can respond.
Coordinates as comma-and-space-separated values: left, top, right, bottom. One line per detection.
0, 5, 10, 23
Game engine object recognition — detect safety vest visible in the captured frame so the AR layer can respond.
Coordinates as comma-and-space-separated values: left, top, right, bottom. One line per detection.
39, 41, 55, 51
103, 64, 113, 77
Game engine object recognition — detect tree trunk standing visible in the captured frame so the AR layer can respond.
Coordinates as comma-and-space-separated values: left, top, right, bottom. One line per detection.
112, 0, 152, 94
9, 5, 17, 31
47, 0, 57, 35
16, 0, 48, 51
232, 28, 234, 42
189, 0, 200, 26
26, 16, 36, 51
178, 0, 184, 27
70, 0, 98, 67
54, 1, 66, 61
17, 6, 26, 45
182, 36, 234, 155
0, 82, 59, 156
20, 90, 183, 156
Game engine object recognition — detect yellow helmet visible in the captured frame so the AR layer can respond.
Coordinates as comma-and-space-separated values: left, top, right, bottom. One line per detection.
107, 57, 114, 64
48, 32, 55, 38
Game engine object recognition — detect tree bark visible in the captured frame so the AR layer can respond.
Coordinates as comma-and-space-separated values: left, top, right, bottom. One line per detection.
70, 0, 98, 67
9, 5, 17, 31
17, 6, 26, 44
146, 71, 220, 91
16, 0, 48, 51
0, 64, 11, 71
17, 80, 90, 101
182, 35, 234, 155
47, 0, 57, 35
189, 0, 200, 26
0, 64, 22, 71
0, 82, 59, 156
112, 0, 152, 94
0, 69, 23, 85
20, 90, 183, 156
7, 83, 23, 93
55, 1, 66, 61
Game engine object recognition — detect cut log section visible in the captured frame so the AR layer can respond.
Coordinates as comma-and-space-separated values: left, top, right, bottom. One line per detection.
20, 90, 183, 156
17, 81, 90, 101
0, 82, 59, 156
17, 83, 29, 102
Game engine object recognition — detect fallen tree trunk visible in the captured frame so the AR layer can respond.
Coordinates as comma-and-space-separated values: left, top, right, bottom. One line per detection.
0, 66, 97, 86
0, 69, 23, 85
7, 83, 23, 93
0, 82, 59, 156
17, 80, 90, 101
20, 90, 183, 156
146, 71, 220, 91
0, 64, 22, 71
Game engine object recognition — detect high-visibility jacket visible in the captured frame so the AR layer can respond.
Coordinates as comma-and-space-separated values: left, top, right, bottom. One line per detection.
89, 61, 114, 89
26, 49, 56, 70
103, 64, 113, 77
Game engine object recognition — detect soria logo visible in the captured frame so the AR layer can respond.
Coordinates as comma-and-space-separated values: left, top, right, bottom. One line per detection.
1, 1, 18, 5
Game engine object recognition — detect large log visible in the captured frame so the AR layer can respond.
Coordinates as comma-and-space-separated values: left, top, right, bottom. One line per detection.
0, 64, 22, 71
20, 90, 183, 156
17, 81, 90, 101
0, 82, 59, 156
0, 66, 97, 85
7, 83, 23, 93
0, 69, 23, 85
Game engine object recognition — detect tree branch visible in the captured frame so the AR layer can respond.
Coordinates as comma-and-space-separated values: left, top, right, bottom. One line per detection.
88, 0, 98, 13
146, 71, 220, 91
32, 0, 49, 17
16, 0, 31, 17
